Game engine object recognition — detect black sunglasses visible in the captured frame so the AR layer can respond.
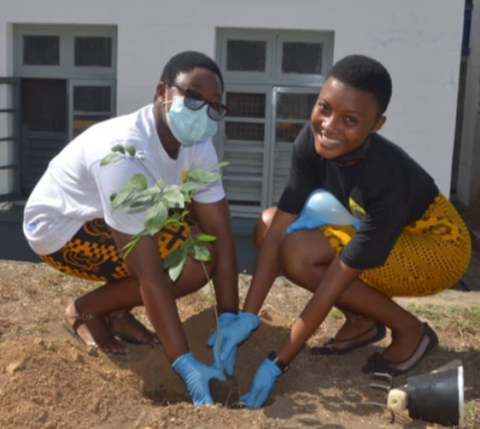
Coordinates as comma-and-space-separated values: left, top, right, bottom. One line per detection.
167, 82, 228, 121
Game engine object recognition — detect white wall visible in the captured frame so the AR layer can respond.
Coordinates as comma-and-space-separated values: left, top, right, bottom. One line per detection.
0, 0, 465, 196
457, 0, 480, 206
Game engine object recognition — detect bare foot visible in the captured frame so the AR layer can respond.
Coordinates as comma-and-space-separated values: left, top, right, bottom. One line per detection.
107, 310, 160, 346
64, 302, 129, 355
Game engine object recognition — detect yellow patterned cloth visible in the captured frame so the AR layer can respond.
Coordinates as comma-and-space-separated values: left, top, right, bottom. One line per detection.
321, 194, 472, 297
39, 218, 192, 282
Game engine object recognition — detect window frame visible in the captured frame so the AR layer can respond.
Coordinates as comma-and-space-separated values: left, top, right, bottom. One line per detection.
274, 31, 334, 86
216, 28, 334, 216
13, 25, 117, 79
216, 83, 273, 216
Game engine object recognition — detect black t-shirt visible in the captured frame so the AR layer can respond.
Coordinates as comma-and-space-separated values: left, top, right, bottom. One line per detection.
278, 124, 439, 270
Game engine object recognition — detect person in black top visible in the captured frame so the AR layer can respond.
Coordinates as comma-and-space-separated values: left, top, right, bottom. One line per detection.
214, 54, 471, 408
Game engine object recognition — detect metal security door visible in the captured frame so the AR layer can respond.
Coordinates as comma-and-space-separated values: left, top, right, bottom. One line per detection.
0, 78, 21, 202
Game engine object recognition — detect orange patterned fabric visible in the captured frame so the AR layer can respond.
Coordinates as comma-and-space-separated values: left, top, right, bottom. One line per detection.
39, 218, 192, 282
321, 194, 472, 297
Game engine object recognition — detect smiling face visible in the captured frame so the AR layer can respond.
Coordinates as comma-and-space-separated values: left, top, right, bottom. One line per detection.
311, 77, 387, 160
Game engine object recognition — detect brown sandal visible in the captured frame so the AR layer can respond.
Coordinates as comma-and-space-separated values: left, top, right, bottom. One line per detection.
62, 312, 99, 352
63, 303, 128, 356
107, 310, 160, 346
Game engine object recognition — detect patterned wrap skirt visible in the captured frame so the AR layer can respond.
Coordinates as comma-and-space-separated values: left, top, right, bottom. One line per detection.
39, 218, 193, 282
320, 194, 472, 297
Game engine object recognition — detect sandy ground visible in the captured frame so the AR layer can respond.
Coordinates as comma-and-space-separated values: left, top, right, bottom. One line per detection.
0, 259, 479, 429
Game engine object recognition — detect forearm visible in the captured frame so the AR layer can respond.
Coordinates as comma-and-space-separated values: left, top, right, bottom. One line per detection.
212, 236, 239, 312
139, 275, 189, 362
277, 257, 360, 363
243, 232, 283, 314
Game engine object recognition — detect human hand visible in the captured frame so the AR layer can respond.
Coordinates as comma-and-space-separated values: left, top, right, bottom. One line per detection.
172, 352, 226, 405
240, 358, 282, 408
207, 311, 260, 375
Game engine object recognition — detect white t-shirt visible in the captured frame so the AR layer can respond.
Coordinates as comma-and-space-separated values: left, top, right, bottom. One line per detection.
23, 104, 225, 255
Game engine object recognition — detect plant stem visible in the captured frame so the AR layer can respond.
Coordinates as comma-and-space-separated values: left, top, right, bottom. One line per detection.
186, 231, 224, 375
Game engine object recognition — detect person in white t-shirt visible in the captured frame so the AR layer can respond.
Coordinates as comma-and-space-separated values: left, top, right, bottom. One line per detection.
23, 51, 252, 406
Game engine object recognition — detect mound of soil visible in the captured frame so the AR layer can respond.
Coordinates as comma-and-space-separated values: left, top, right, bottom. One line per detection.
0, 260, 479, 429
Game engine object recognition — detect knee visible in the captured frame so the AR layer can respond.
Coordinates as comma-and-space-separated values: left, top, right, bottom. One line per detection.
279, 233, 310, 284
253, 207, 277, 249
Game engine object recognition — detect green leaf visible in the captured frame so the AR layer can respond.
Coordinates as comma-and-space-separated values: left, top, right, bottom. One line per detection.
191, 245, 211, 262
100, 152, 122, 166
144, 202, 168, 235
130, 174, 148, 191
180, 182, 196, 193
111, 185, 136, 209
203, 172, 221, 183
187, 168, 206, 181
111, 144, 126, 154
163, 248, 185, 269
169, 255, 187, 282
128, 195, 154, 209
195, 233, 217, 242
164, 217, 183, 227
208, 161, 229, 171
163, 187, 185, 209
125, 144, 137, 157
121, 234, 143, 259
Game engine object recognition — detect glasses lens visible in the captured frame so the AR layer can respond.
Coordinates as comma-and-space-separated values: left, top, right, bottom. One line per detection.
184, 90, 206, 111
208, 104, 228, 121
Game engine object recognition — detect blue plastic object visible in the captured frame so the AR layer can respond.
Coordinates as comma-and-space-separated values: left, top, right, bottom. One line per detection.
287, 189, 362, 234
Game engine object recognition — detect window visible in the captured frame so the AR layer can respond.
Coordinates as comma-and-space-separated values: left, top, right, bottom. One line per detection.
75, 37, 113, 67
227, 41, 266, 72
23, 36, 60, 65
15, 25, 117, 79
216, 29, 333, 216
281, 42, 322, 74
13, 25, 117, 196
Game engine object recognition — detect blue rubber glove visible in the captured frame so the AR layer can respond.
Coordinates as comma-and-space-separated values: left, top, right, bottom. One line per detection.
240, 358, 283, 408
172, 352, 226, 406
207, 311, 260, 376
206, 312, 237, 375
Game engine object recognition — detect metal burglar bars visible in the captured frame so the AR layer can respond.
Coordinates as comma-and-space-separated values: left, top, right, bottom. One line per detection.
0, 78, 21, 202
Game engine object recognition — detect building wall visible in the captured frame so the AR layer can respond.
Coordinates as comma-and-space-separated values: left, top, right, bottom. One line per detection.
457, 0, 480, 206
0, 0, 465, 196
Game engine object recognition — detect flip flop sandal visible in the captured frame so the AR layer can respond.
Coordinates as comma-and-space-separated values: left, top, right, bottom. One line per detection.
310, 322, 387, 356
361, 322, 439, 376
108, 310, 160, 346
63, 311, 128, 357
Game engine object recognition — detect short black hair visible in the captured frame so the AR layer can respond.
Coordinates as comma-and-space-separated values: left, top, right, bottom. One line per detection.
326, 54, 392, 114
160, 51, 224, 91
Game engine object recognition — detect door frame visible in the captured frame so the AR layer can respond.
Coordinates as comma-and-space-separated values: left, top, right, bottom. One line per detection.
0, 78, 21, 202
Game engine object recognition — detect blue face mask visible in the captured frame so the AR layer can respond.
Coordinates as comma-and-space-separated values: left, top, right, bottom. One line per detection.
165, 96, 218, 147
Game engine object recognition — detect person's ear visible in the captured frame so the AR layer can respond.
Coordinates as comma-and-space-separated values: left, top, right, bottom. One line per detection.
155, 82, 167, 103
372, 115, 386, 133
